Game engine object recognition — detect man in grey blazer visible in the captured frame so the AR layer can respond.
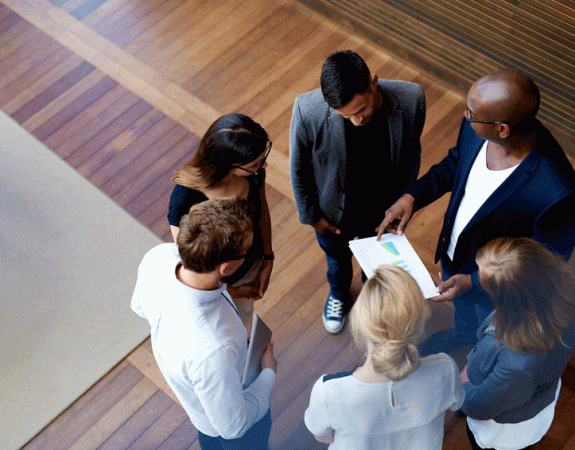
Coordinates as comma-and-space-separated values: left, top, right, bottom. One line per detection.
289, 50, 426, 333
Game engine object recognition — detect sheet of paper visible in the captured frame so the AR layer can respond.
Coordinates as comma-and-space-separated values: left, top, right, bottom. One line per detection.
349, 234, 438, 298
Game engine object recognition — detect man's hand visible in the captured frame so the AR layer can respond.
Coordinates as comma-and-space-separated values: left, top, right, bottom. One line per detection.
430, 272, 472, 302
375, 194, 415, 239
311, 218, 341, 235
227, 282, 261, 301
261, 342, 278, 373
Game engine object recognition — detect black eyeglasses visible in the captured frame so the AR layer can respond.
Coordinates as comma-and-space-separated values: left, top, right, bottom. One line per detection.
464, 107, 506, 125
229, 253, 248, 261
234, 141, 272, 176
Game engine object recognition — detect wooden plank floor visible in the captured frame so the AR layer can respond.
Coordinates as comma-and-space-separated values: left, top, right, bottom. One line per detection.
2, 0, 575, 448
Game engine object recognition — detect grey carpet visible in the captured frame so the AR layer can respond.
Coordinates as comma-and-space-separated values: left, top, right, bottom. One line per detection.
0, 111, 160, 450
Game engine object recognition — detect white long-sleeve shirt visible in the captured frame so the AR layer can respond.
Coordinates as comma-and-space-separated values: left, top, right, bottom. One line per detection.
131, 243, 275, 439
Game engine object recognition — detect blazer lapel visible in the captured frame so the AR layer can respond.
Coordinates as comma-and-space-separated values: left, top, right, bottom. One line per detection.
328, 108, 347, 189
464, 147, 541, 231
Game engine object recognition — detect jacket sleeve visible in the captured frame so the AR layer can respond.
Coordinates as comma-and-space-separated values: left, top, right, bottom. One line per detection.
191, 346, 275, 439
461, 348, 538, 421
399, 84, 426, 193
533, 189, 575, 260
407, 118, 467, 211
289, 98, 322, 225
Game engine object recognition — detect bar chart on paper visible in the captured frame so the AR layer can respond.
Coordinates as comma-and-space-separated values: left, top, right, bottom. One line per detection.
349, 234, 438, 298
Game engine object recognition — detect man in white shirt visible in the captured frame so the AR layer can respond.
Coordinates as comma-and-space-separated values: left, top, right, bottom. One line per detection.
131, 198, 277, 449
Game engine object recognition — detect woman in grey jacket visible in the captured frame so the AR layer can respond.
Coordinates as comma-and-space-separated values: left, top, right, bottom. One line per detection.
461, 237, 575, 450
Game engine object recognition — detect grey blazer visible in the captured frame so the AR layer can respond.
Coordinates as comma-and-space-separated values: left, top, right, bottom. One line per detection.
289, 80, 426, 226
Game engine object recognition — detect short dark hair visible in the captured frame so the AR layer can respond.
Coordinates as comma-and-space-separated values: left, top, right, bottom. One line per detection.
320, 50, 371, 109
177, 197, 254, 273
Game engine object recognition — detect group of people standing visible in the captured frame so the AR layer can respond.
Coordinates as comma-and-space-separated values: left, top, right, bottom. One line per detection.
131, 49, 575, 449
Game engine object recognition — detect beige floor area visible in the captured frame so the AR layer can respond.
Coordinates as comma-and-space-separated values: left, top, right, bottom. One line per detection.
0, 111, 158, 450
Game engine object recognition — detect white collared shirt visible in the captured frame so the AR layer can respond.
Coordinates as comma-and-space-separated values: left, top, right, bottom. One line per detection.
131, 243, 275, 439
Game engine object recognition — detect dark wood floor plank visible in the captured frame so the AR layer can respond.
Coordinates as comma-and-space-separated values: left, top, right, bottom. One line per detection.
97, 390, 174, 450
32, 76, 119, 141
125, 132, 198, 217
88, 115, 179, 188
66, 98, 154, 167
126, 403, 189, 450
110, 124, 189, 203
156, 419, 198, 450
101, 122, 188, 198
77, 108, 167, 178
49, 87, 138, 157
11, 60, 96, 123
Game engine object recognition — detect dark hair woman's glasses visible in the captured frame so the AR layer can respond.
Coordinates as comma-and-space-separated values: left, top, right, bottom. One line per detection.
235, 141, 272, 176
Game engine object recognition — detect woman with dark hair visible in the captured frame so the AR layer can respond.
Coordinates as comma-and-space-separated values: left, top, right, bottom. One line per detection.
461, 237, 575, 450
168, 113, 274, 331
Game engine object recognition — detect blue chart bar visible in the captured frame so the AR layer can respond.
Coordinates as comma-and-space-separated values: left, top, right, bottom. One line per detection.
381, 241, 399, 256
392, 260, 410, 273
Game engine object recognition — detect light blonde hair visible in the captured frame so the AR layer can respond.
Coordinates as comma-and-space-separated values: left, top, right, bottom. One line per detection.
477, 237, 575, 354
350, 265, 430, 380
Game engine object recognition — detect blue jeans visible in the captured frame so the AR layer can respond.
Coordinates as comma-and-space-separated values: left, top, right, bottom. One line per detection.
198, 411, 272, 450
315, 230, 371, 308
442, 260, 494, 344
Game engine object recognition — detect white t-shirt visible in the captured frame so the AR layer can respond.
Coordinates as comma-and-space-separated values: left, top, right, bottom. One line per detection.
447, 142, 518, 260
131, 243, 275, 439
304, 353, 464, 449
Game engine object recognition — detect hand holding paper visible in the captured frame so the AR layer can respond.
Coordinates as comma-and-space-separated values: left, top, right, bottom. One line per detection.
349, 233, 437, 298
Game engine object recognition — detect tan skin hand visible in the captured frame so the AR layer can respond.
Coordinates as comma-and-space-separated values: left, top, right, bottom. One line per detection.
227, 282, 261, 301
375, 194, 415, 239
311, 217, 341, 235
460, 363, 469, 384
430, 272, 473, 302
261, 342, 278, 373
258, 260, 273, 298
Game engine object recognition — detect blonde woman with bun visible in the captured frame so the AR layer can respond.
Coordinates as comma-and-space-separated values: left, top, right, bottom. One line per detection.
305, 265, 464, 449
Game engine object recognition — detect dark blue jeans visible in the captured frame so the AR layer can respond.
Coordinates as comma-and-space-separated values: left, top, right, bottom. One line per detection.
198, 411, 272, 450
315, 229, 371, 309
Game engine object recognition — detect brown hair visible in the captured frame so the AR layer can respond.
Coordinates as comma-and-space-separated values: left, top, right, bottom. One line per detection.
177, 197, 254, 273
350, 265, 430, 380
171, 113, 269, 191
477, 237, 575, 354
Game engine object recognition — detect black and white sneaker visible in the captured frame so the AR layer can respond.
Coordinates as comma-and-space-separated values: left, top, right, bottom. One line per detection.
322, 295, 345, 334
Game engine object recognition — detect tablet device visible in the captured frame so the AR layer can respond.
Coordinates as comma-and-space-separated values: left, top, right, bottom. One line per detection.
241, 314, 272, 389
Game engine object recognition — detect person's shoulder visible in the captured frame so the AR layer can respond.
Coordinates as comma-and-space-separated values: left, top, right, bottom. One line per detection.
379, 79, 424, 97
322, 369, 355, 384
294, 88, 328, 111
141, 243, 178, 267
420, 353, 460, 374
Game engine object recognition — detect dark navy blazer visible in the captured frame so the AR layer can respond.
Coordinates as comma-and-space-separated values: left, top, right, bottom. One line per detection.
408, 118, 575, 279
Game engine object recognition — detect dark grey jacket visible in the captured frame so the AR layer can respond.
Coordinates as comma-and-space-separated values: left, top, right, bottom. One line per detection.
289, 80, 426, 226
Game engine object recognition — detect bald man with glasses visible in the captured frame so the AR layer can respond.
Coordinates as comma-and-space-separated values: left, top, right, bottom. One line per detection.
377, 70, 575, 355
